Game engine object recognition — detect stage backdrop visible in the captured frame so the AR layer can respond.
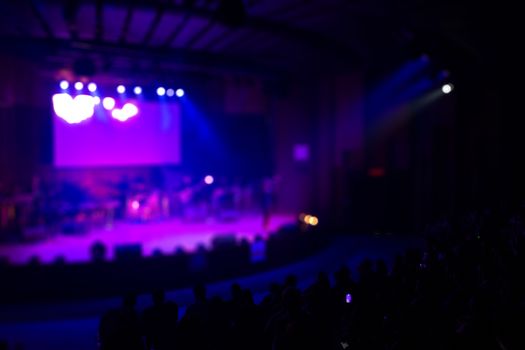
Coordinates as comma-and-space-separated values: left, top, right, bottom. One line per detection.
53, 99, 181, 167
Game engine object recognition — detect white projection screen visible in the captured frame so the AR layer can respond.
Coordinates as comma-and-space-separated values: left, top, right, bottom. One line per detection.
53, 98, 181, 167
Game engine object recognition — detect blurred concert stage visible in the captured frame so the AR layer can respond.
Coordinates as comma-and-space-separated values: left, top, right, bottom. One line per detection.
0, 214, 296, 265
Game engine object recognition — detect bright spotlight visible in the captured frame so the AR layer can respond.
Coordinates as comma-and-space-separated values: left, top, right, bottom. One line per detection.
93, 96, 101, 105
74, 82, 84, 91
102, 97, 116, 110
131, 200, 140, 210
122, 103, 138, 117
308, 216, 319, 226
156, 87, 166, 96
87, 82, 97, 92
303, 215, 312, 224
442, 83, 453, 94
166, 88, 175, 97
52, 93, 95, 124
117, 85, 126, 94
59, 80, 69, 90
133, 86, 142, 95
112, 103, 138, 122
204, 175, 214, 185
176, 88, 185, 97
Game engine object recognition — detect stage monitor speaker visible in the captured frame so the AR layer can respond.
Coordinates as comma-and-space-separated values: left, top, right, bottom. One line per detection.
114, 244, 142, 261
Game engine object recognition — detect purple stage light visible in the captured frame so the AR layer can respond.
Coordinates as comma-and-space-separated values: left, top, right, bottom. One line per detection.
102, 97, 116, 110
345, 293, 352, 304
156, 87, 166, 96
111, 103, 139, 122
176, 88, 184, 97
131, 200, 140, 210
133, 86, 142, 95
52, 93, 95, 124
93, 96, 101, 105
74, 82, 84, 91
204, 175, 214, 185
87, 82, 97, 92
166, 88, 175, 97
117, 85, 126, 94
59, 80, 69, 90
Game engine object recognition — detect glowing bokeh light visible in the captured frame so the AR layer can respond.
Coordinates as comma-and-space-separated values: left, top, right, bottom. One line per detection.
308, 216, 319, 226
111, 103, 139, 122
117, 85, 126, 94
59, 80, 69, 90
87, 83, 97, 92
131, 200, 140, 210
303, 215, 312, 224
204, 175, 214, 185
93, 96, 101, 105
74, 82, 84, 91
176, 88, 185, 97
102, 97, 116, 110
166, 88, 175, 97
345, 293, 352, 304
133, 86, 142, 95
442, 83, 453, 94
156, 87, 166, 96
52, 93, 95, 124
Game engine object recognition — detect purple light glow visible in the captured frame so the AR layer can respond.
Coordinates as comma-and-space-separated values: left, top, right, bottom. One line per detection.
131, 200, 140, 210
0, 215, 295, 264
111, 103, 139, 122
74, 82, 84, 91
176, 88, 184, 97
102, 97, 116, 110
52, 93, 95, 124
166, 88, 175, 97
117, 85, 126, 94
53, 100, 181, 167
204, 175, 214, 185
88, 82, 97, 92
346, 293, 352, 304
156, 87, 166, 96
59, 80, 69, 90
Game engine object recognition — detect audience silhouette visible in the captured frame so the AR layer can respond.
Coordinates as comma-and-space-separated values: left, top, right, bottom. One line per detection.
98, 208, 524, 350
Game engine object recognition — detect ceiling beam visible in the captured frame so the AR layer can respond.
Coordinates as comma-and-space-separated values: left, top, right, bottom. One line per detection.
63, 0, 79, 39
186, 20, 215, 49
95, 0, 103, 40
0, 35, 284, 76
142, 5, 164, 45
27, 0, 55, 39
119, 6, 134, 43
163, 13, 191, 47
40, 0, 354, 56
200, 26, 232, 51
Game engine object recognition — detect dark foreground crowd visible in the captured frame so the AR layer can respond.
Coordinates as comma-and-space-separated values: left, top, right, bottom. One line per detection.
99, 208, 524, 350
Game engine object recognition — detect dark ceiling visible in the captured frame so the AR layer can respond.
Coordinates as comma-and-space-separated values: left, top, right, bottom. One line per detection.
0, 0, 508, 76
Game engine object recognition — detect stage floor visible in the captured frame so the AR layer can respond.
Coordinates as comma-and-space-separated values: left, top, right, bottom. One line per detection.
0, 214, 296, 265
